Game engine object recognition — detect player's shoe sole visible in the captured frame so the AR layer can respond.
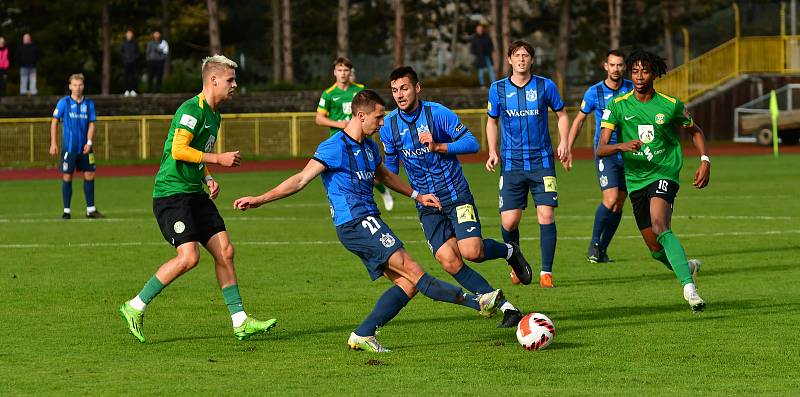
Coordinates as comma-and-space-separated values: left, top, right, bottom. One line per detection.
347, 332, 391, 353
234, 317, 277, 340
478, 289, 504, 318
118, 302, 146, 343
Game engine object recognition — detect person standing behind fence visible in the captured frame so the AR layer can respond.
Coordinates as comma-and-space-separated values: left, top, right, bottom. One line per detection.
49, 74, 104, 219
0, 37, 9, 97
470, 24, 495, 87
146, 31, 169, 93
18, 33, 38, 96
120, 28, 140, 97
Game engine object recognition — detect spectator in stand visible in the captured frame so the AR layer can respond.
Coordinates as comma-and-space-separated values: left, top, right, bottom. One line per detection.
120, 28, 140, 97
146, 31, 169, 93
470, 24, 495, 87
19, 33, 38, 96
0, 37, 9, 97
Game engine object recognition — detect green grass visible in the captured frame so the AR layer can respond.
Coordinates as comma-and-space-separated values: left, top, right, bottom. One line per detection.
2, 155, 799, 396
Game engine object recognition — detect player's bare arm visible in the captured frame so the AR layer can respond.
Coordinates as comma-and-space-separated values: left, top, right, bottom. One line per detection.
417, 131, 446, 153
49, 118, 59, 156
485, 116, 499, 172
375, 163, 441, 210
201, 151, 241, 167
233, 158, 326, 210
555, 108, 571, 168
315, 111, 348, 130
564, 110, 589, 171
685, 124, 710, 189
83, 121, 95, 154
596, 127, 642, 156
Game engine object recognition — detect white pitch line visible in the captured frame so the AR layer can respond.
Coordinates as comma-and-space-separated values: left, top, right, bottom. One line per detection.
1, 229, 799, 249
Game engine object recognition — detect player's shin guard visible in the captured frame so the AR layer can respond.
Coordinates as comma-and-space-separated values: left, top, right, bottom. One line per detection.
656, 229, 693, 286
591, 204, 610, 246
374, 182, 387, 194
453, 264, 494, 294
62, 180, 72, 210
651, 249, 673, 270
416, 272, 480, 311
354, 285, 410, 337
540, 223, 557, 272
137, 275, 165, 305
222, 284, 245, 316
501, 227, 519, 245
84, 179, 95, 207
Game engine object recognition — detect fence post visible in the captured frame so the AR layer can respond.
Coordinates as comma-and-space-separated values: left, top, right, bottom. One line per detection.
290, 115, 299, 157
29, 123, 34, 162
733, 2, 740, 75
140, 117, 147, 160
104, 123, 109, 160
254, 118, 260, 156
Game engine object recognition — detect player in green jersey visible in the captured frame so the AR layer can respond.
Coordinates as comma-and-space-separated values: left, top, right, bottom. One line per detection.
597, 49, 710, 313
316, 57, 394, 211
119, 55, 277, 343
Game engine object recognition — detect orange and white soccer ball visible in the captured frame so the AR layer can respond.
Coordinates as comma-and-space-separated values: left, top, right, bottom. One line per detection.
516, 313, 555, 350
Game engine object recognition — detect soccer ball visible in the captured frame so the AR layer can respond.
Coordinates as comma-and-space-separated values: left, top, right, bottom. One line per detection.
516, 313, 555, 350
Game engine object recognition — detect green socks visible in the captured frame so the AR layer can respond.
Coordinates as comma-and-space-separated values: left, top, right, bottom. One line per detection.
656, 229, 693, 286
138, 275, 165, 304
651, 249, 672, 270
222, 284, 245, 315
375, 183, 387, 194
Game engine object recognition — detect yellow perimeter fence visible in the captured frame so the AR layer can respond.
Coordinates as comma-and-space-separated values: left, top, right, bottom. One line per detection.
0, 108, 594, 166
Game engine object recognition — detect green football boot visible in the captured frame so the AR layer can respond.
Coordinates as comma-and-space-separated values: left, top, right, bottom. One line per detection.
118, 302, 146, 343
234, 317, 277, 341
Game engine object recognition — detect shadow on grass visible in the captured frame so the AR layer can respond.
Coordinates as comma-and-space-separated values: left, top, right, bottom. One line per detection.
562, 262, 796, 287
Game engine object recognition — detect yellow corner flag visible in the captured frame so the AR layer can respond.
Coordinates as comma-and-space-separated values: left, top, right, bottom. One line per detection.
769, 90, 779, 158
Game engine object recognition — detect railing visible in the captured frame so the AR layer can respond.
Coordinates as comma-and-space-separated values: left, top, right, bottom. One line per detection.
0, 107, 594, 166
655, 36, 800, 102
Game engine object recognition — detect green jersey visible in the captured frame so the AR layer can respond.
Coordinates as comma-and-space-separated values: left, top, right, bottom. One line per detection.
153, 93, 221, 198
317, 82, 365, 135
601, 90, 694, 192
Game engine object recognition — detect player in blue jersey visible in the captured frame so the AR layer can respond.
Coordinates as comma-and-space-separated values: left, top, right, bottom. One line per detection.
380, 66, 531, 328
565, 50, 634, 263
49, 73, 103, 219
485, 40, 570, 288
234, 90, 505, 352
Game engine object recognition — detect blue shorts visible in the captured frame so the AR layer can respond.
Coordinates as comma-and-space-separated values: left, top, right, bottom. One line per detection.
418, 199, 483, 255
336, 215, 404, 281
499, 170, 559, 212
60, 150, 96, 174
595, 156, 627, 192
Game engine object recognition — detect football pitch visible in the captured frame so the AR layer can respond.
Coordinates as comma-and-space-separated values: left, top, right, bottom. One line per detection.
2, 154, 799, 396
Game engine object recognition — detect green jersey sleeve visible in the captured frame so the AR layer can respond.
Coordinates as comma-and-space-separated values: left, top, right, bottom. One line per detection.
174, 103, 204, 136
317, 90, 332, 114
600, 98, 619, 130
672, 99, 694, 128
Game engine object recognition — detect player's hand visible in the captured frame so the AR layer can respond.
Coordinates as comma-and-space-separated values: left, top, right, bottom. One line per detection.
206, 179, 220, 200
82, 144, 91, 155
49, 143, 58, 156
693, 161, 710, 189
618, 140, 643, 152
217, 151, 241, 167
485, 151, 499, 172
416, 193, 442, 210
233, 196, 262, 211
417, 131, 435, 150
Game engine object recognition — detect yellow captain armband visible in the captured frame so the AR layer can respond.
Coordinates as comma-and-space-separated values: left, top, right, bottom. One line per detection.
600, 122, 616, 130
171, 129, 204, 163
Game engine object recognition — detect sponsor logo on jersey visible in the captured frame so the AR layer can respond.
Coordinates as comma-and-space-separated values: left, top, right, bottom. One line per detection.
456, 204, 477, 224
506, 92, 517, 98
179, 114, 198, 129
637, 125, 655, 144
624, 115, 636, 120
354, 170, 375, 181
400, 146, 431, 157
505, 109, 539, 117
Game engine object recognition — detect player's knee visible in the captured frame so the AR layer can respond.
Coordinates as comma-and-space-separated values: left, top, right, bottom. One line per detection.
177, 253, 200, 272
219, 243, 235, 263
650, 222, 668, 236
459, 244, 483, 262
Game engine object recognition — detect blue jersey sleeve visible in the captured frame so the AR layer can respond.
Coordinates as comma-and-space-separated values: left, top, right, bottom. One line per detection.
52, 98, 67, 120
88, 100, 97, 122
579, 87, 596, 114
379, 122, 400, 174
487, 82, 500, 118
544, 79, 565, 112
433, 106, 479, 155
312, 139, 341, 170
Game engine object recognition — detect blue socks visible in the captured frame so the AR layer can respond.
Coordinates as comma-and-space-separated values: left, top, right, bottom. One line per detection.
61, 180, 72, 210
481, 238, 509, 261
540, 223, 557, 272
600, 210, 622, 250
416, 272, 480, 311
592, 203, 622, 250
355, 285, 410, 337
591, 204, 609, 245
501, 227, 519, 245
453, 264, 493, 294
84, 179, 95, 207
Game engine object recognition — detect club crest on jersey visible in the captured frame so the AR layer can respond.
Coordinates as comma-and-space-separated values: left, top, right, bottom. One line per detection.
599, 175, 608, 187
637, 125, 655, 144
526, 89, 538, 102
417, 124, 430, 134
655, 113, 665, 125
80, 104, 87, 113
173, 221, 186, 234
365, 148, 374, 161
380, 233, 396, 248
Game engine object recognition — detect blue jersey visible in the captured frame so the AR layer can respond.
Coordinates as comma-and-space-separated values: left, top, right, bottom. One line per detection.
52, 96, 96, 153
313, 131, 382, 226
487, 75, 564, 172
579, 79, 634, 159
380, 101, 478, 207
